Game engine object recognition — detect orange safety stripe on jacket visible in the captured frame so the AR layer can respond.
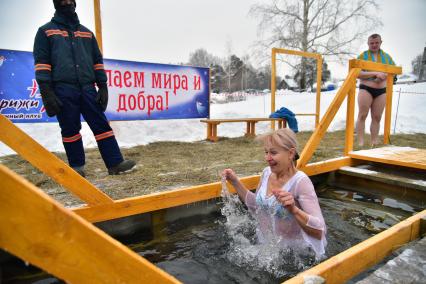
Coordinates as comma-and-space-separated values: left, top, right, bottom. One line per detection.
94, 64, 104, 70
45, 29, 68, 37
74, 31, 93, 38
35, 64, 52, 71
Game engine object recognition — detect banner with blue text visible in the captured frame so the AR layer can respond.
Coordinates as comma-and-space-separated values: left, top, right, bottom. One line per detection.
0, 49, 210, 123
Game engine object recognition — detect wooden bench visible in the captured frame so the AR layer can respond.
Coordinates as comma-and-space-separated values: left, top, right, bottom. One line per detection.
200, 118, 287, 142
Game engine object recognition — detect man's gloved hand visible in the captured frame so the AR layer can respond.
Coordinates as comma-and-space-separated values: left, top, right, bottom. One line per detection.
39, 83, 62, 117
96, 83, 108, 112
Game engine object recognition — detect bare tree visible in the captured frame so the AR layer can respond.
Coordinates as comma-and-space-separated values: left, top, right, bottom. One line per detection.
188, 48, 220, 68
411, 54, 423, 77
250, 0, 380, 89
412, 48, 426, 81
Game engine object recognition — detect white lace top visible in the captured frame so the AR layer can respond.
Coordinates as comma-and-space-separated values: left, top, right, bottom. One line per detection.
244, 167, 327, 257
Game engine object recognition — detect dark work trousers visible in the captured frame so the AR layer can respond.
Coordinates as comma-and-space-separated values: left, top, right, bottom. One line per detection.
55, 84, 123, 168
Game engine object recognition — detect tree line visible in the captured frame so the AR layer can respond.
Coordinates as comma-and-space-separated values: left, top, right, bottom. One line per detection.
187, 48, 331, 93
187, 0, 423, 93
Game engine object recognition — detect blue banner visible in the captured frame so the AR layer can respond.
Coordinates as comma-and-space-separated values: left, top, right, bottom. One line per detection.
0, 49, 210, 123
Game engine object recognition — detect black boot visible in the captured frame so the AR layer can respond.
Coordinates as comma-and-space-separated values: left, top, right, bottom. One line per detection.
72, 166, 86, 177
108, 160, 136, 175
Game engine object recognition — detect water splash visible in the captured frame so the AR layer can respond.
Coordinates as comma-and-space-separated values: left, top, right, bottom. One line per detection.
220, 176, 252, 237
219, 177, 317, 278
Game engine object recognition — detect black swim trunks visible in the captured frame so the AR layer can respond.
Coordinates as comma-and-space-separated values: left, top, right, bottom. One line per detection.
359, 84, 386, 98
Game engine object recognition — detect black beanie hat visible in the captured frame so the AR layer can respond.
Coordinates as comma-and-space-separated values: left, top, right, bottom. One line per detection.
53, 0, 76, 10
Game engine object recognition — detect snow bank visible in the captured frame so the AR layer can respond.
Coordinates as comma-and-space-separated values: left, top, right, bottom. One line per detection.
1, 83, 425, 157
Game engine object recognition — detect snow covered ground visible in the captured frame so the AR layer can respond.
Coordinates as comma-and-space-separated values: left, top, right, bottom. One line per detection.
1, 82, 425, 157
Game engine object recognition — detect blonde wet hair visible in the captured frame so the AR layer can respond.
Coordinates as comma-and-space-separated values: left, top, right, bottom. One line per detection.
256, 128, 299, 160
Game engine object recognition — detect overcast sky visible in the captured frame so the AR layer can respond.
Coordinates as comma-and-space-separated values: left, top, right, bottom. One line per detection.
1, 0, 425, 78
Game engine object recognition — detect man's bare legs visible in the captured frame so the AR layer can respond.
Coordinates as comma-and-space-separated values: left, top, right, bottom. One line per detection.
356, 90, 373, 146
370, 93, 386, 145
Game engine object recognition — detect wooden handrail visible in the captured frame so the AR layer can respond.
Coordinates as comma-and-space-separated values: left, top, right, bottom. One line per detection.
297, 68, 361, 168
0, 164, 180, 283
283, 209, 426, 284
73, 176, 260, 223
0, 114, 114, 206
349, 59, 402, 74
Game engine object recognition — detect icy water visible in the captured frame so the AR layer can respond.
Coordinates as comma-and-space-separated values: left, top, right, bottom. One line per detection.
126, 185, 419, 284
1, 187, 421, 284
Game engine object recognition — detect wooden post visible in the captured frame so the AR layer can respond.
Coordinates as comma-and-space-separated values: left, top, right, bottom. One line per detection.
207, 123, 212, 141
212, 123, 218, 142
271, 48, 277, 130
251, 121, 256, 136
383, 75, 394, 144
315, 56, 322, 128
94, 0, 103, 53
345, 61, 356, 155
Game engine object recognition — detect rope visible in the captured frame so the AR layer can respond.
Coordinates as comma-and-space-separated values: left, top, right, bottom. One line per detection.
396, 91, 426, 95
393, 88, 402, 134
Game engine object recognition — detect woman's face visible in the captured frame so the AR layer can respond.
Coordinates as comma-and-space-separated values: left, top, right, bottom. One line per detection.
264, 144, 294, 173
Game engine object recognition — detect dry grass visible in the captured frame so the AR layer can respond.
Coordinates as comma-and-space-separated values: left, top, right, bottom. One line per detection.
1, 131, 425, 207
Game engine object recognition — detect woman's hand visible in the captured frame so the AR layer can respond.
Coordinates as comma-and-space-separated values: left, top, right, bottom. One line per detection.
222, 169, 238, 184
272, 189, 297, 214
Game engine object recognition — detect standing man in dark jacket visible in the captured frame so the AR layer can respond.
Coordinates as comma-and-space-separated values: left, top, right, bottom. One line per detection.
33, 0, 135, 176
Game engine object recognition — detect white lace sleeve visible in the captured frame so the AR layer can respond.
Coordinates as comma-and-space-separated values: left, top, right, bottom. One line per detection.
294, 175, 326, 232
244, 167, 268, 210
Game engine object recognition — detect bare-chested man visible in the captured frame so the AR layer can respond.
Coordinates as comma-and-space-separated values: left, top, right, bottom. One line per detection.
356, 34, 395, 146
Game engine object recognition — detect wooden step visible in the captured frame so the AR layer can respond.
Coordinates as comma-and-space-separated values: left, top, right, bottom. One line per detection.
337, 165, 426, 192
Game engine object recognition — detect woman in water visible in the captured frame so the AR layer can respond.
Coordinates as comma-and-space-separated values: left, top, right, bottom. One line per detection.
222, 128, 327, 258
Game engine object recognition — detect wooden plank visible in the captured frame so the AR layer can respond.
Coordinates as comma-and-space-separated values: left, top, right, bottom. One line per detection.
0, 165, 180, 284
0, 114, 113, 206
201, 118, 286, 142
272, 49, 277, 130
246, 121, 251, 136
297, 68, 361, 167
93, 0, 103, 53
294, 113, 316, 116
273, 48, 322, 59
349, 59, 402, 75
283, 210, 426, 284
200, 118, 285, 123
211, 123, 218, 141
345, 85, 356, 155
315, 57, 322, 127
74, 155, 356, 223
73, 176, 261, 223
338, 166, 426, 191
299, 157, 354, 176
383, 75, 394, 144
349, 147, 426, 170
207, 122, 212, 140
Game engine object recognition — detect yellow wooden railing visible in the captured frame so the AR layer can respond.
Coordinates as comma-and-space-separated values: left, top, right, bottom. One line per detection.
271, 48, 323, 129
0, 164, 180, 283
0, 115, 113, 206
297, 59, 402, 168
284, 209, 426, 284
